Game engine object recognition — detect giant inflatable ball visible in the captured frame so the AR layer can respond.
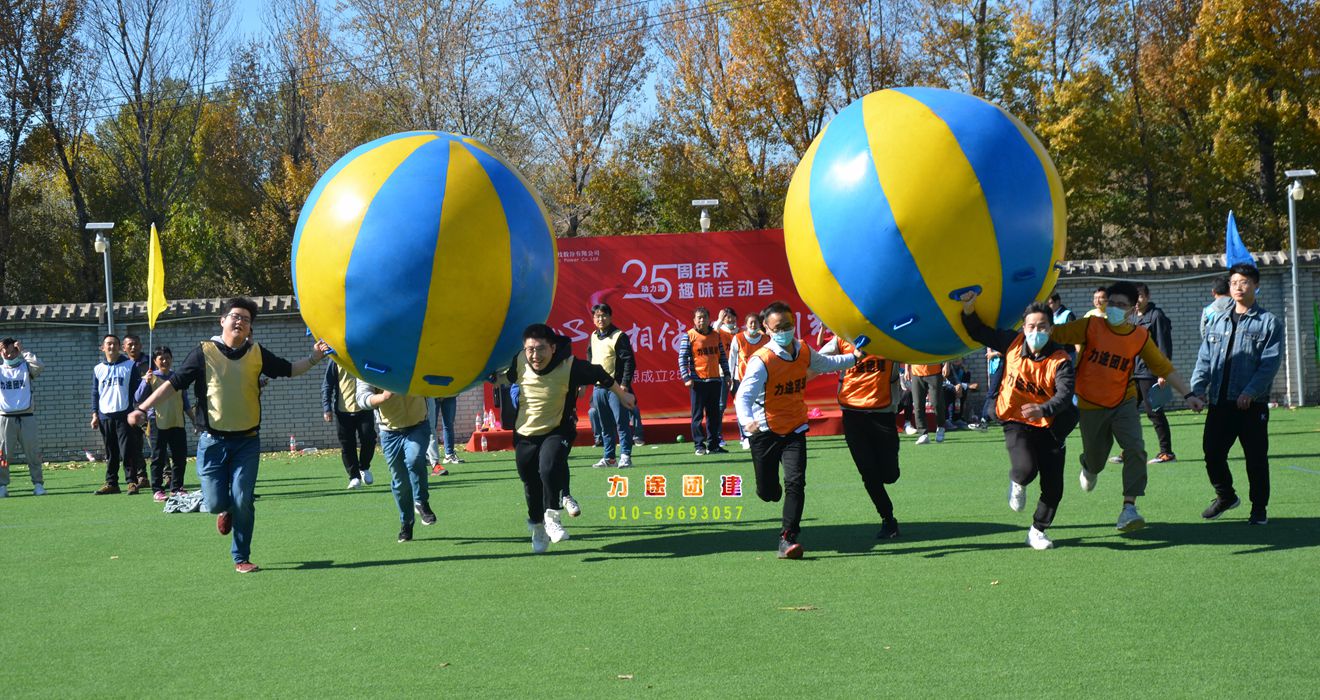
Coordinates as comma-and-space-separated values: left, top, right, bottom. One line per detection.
292, 131, 557, 397
784, 87, 1066, 363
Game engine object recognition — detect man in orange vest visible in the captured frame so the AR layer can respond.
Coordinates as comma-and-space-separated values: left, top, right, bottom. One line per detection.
1049, 281, 1204, 532
907, 361, 946, 444
961, 292, 1078, 549
726, 311, 769, 450
819, 334, 902, 539
734, 301, 861, 559
678, 306, 730, 455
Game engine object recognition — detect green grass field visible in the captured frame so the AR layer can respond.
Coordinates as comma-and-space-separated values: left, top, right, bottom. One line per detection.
3, 408, 1319, 697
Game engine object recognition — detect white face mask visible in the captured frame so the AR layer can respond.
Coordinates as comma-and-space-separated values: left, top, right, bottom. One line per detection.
1105, 306, 1128, 326
1025, 331, 1049, 352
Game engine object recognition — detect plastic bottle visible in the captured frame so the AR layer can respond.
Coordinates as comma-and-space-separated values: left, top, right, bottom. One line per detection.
480, 435, 488, 452
485, 409, 495, 430
289, 435, 297, 453
85, 450, 96, 462
474, 414, 483, 433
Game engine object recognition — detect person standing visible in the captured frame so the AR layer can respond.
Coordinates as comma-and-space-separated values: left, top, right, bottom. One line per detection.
908, 361, 946, 444
321, 360, 376, 489
134, 347, 194, 501
819, 335, 901, 539
425, 396, 463, 476
962, 293, 1078, 550
1048, 282, 1204, 532
92, 335, 143, 495
1201, 275, 1233, 340
1132, 283, 1176, 463
726, 311, 768, 450
357, 380, 435, 543
131, 298, 329, 573
1047, 292, 1076, 326
586, 303, 636, 468
735, 301, 859, 559
1191, 264, 1283, 525
122, 334, 151, 490
678, 306, 729, 455
0, 338, 46, 497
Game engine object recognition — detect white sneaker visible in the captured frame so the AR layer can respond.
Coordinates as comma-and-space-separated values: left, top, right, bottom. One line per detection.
591, 457, 617, 469
1108, 454, 1124, 464
1116, 503, 1146, 532
904, 422, 917, 436
361, 469, 374, 485
915, 433, 931, 445
1079, 467, 1097, 492
33, 483, 46, 496
443, 453, 465, 464
935, 427, 946, 443
740, 438, 750, 450
561, 494, 581, 517
544, 508, 570, 543
347, 477, 362, 490
618, 454, 633, 468
1026, 526, 1054, 550
528, 520, 549, 553
1009, 482, 1026, 512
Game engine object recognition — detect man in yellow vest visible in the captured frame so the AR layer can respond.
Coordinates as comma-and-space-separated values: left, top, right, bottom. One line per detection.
356, 379, 434, 543
586, 303, 636, 469
131, 297, 330, 573
321, 360, 377, 489
1048, 282, 1204, 532
734, 301, 860, 559
679, 306, 730, 455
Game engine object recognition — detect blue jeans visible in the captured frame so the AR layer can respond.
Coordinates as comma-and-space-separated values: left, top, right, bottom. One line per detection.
381, 421, 431, 526
196, 432, 261, 564
592, 387, 632, 459
425, 397, 459, 464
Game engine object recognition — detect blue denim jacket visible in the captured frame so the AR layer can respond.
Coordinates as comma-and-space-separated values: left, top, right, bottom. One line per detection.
1190, 302, 1283, 404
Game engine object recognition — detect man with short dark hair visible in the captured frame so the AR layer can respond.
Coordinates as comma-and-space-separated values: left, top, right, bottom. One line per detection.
678, 306, 729, 455
121, 333, 150, 490
587, 303, 636, 468
1191, 264, 1283, 525
1047, 292, 1076, 326
92, 334, 143, 495
0, 338, 46, 497
322, 359, 377, 489
1201, 275, 1233, 340
1132, 282, 1176, 463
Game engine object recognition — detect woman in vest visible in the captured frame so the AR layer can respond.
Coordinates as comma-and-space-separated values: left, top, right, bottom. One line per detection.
961, 293, 1078, 550
498, 324, 635, 553
819, 335, 902, 540
356, 380, 434, 543
726, 311, 768, 450
134, 347, 194, 500
734, 301, 859, 560
132, 297, 330, 574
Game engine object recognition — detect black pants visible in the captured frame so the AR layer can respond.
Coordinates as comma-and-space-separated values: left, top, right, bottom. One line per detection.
981, 364, 1004, 422
513, 433, 572, 523
149, 425, 188, 492
1203, 403, 1270, 511
897, 389, 915, 427
99, 414, 133, 485
1134, 378, 1173, 455
335, 410, 377, 478
749, 430, 807, 538
126, 421, 147, 483
841, 409, 899, 519
1003, 412, 1077, 531
689, 380, 724, 450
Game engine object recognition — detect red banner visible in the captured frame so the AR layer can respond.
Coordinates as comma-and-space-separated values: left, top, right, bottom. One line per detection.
542, 229, 838, 419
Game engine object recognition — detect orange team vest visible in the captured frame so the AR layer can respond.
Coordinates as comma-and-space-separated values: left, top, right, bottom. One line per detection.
996, 335, 1070, 427
835, 339, 893, 410
1074, 316, 1149, 408
910, 362, 943, 377
687, 328, 723, 380
754, 345, 810, 434
735, 330, 769, 378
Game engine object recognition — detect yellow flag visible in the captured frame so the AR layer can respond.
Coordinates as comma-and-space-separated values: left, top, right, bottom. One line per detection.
147, 223, 167, 329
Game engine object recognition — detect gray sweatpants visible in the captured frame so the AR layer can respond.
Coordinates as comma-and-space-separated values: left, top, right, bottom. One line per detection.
1078, 398, 1146, 498
0, 414, 44, 486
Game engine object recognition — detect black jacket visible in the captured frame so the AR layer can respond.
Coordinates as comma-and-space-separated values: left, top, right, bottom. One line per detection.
1133, 302, 1173, 379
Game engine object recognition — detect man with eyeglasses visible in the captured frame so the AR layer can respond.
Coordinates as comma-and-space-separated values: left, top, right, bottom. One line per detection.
1048, 282, 1203, 533
131, 297, 330, 573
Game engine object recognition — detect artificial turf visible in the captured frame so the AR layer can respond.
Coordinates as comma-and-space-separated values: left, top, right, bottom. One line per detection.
2, 408, 1318, 697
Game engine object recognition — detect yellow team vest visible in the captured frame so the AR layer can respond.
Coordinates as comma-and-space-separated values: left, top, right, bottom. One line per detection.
590, 330, 622, 378
515, 355, 574, 436
202, 340, 263, 433
337, 368, 365, 413
146, 373, 186, 429
375, 393, 428, 432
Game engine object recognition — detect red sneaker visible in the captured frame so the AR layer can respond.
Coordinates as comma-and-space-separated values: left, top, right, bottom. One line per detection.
431, 464, 448, 476
217, 511, 232, 535
234, 561, 260, 574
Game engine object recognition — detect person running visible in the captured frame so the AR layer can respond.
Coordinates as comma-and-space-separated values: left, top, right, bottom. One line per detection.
1190, 264, 1283, 525
734, 301, 859, 559
425, 396, 463, 476
1048, 282, 1204, 532
356, 380, 435, 543
819, 334, 902, 539
586, 303, 636, 469
321, 359, 376, 489
496, 324, 635, 553
678, 306, 729, 455
134, 347, 194, 501
92, 334, 143, 495
961, 292, 1078, 550
726, 311, 768, 450
0, 338, 46, 497
131, 297, 329, 573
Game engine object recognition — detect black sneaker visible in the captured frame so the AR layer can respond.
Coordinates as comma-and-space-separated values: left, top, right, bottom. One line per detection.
414, 502, 437, 526
709, 445, 729, 454
398, 523, 414, 543
1248, 509, 1268, 525
877, 517, 901, 539
1201, 496, 1241, 520
777, 532, 803, 559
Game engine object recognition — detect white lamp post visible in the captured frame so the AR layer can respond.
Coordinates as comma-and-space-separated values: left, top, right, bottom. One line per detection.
88, 222, 116, 335
1285, 168, 1314, 407
692, 198, 719, 233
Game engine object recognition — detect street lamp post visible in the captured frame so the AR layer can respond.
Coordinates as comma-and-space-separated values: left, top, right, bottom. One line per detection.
88, 222, 116, 335
1285, 169, 1314, 407
692, 198, 719, 233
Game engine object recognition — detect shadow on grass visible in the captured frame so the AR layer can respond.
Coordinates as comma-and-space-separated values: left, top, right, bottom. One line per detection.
1050, 517, 1320, 554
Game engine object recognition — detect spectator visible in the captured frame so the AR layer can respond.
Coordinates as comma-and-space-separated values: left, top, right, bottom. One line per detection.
321, 360, 377, 489
1132, 282, 1176, 463
1201, 275, 1233, 340
587, 303, 636, 468
0, 338, 46, 497
908, 362, 946, 444
135, 346, 194, 500
678, 306, 729, 455
91, 334, 143, 495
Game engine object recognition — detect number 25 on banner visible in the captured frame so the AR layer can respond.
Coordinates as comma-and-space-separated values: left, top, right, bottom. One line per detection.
622, 259, 677, 304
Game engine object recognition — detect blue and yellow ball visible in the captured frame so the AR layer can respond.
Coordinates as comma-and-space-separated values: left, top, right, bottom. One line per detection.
292, 131, 557, 397
784, 87, 1066, 363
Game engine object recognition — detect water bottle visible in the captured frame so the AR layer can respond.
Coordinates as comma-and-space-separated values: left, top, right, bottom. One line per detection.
480, 435, 488, 452
474, 414, 482, 433
485, 409, 495, 430
289, 435, 297, 453
85, 450, 96, 462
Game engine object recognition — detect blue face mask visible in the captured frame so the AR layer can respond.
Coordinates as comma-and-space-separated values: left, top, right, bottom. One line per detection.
1106, 306, 1128, 325
772, 330, 794, 347
745, 330, 762, 342
1025, 331, 1049, 352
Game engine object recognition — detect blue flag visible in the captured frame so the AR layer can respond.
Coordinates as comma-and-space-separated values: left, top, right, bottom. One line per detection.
1225, 210, 1256, 267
